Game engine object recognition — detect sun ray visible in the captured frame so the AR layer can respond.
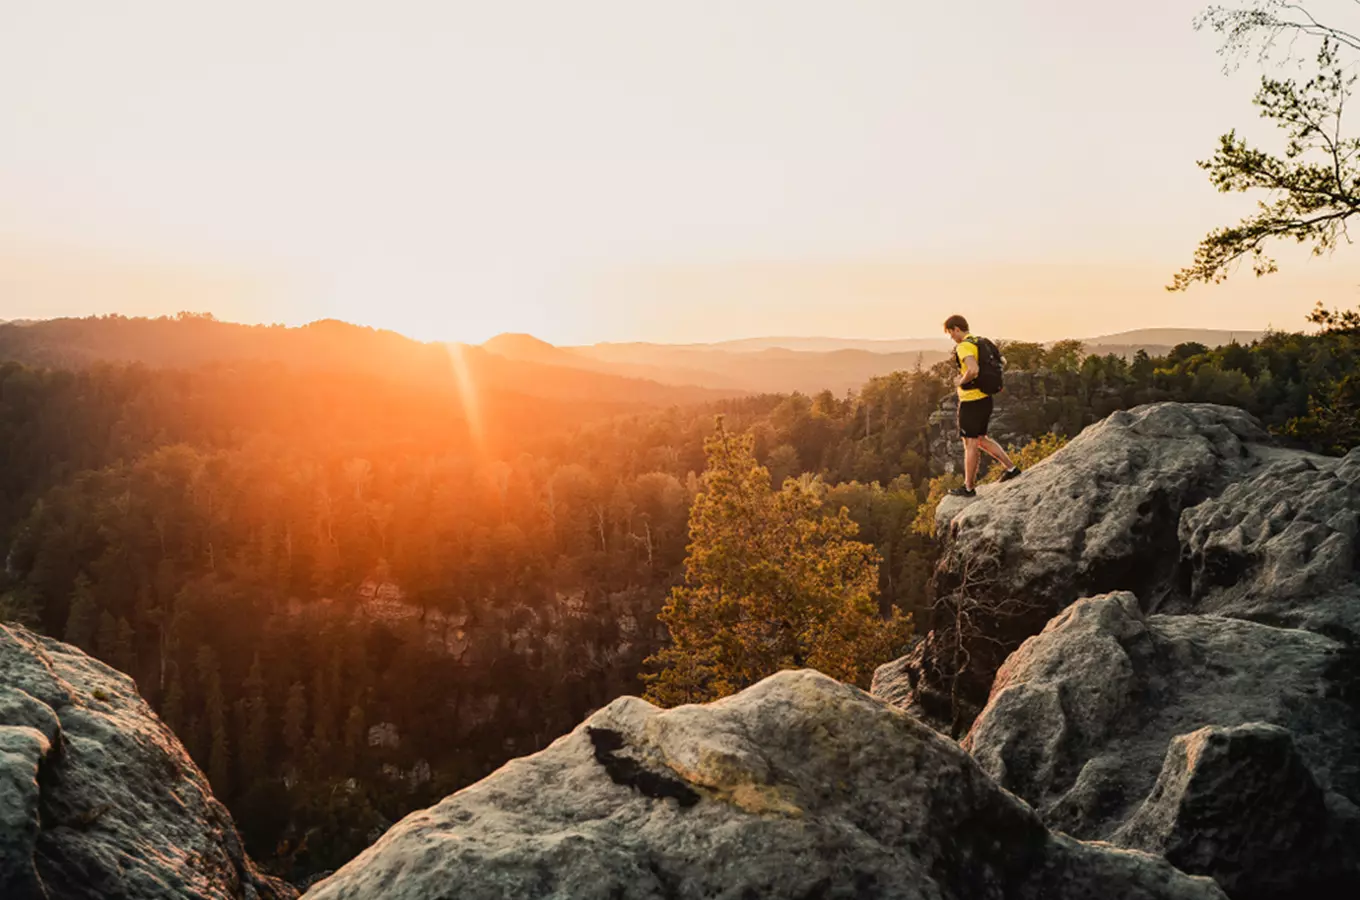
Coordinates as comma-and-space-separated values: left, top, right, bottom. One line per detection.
442, 341, 485, 452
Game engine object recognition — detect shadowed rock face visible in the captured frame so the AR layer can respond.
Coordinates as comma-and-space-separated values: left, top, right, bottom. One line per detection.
303, 669, 1225, 900
1114, 723, 1350, 900
0, 623, 294, 900
875, 402, 1360, 900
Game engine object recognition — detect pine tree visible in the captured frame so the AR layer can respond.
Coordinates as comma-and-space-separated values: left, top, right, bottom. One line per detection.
185, 713, 207, 767
162, 660, 185, 735
95, 610, 118, 664
63, 574, 99, 651
240, 654, 269, 784
283, 681, 308, 759
342, 624, 373, 703
342, 703, 366, 772
311, 662, 335, 756
112, 617, 137, 679
643, 419, 912, 706
197, 645, 231, 797
209, 719, 231, 798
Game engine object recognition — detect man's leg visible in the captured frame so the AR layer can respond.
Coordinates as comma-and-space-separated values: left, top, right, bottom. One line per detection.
977, 435, 1016, 471
963, 437, 981, 490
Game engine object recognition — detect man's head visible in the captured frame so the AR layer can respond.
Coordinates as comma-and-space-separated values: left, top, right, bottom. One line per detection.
943, 314, 969, 343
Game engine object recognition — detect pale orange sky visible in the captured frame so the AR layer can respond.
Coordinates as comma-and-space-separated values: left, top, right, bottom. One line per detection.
3, 0, 1359, 343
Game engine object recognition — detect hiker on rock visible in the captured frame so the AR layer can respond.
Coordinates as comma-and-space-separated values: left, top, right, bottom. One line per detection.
944, 315, 1020, 497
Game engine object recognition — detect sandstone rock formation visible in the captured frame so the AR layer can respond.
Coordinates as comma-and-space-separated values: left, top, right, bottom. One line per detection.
0, 623, 294, 900
304, 669, 1225, 900
1114, 723, 1351, 900
891, 403, 1275, 731
877, 402, 1360, 899
962, 592, 1358, 898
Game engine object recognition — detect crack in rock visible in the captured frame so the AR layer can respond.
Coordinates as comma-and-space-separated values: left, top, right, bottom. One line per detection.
585, 727, 700, 808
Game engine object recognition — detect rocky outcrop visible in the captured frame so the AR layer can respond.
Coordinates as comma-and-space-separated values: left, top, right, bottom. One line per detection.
1173, 450, 1360, 636
960, 593, 1358, 897
1114, 724, 1351, 900
895, 403, 1274, 731
877, 401, 1360, 899
0, 623, 294, 900
303, 669, 1225, 900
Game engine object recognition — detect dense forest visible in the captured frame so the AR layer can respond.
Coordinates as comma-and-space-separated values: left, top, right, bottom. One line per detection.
1, 311, 1356, 883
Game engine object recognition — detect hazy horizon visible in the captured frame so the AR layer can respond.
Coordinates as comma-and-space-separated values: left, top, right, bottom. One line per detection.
0, 311, 1269, 350
4, 1, 1358, 343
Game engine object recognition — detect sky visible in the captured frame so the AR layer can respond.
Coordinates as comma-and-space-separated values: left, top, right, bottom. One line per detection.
3, 0, 1360, 344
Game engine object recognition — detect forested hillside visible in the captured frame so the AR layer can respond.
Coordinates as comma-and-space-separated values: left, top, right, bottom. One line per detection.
0, 310, 1356, 883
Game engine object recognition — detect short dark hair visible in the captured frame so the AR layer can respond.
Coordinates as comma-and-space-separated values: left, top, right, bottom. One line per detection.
944, 315, 969, 332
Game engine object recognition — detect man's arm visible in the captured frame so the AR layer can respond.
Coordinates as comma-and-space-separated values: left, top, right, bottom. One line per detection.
957, 355, 979, 386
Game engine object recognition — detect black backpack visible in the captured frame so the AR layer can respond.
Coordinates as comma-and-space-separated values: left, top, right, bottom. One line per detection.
963, 336, 1005, 395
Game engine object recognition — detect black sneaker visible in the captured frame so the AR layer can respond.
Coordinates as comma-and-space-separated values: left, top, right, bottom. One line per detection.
947, 486, 976, 498
1000, 466, 1022, 482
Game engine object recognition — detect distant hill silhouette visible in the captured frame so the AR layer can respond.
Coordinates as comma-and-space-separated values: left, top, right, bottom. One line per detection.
479, 327, 1267, 394
566, 342, 951, 394
0, 315, 737, 414
0, 316, 1271, 402
690, 336, 953, 354
1081, 328, 1265, 348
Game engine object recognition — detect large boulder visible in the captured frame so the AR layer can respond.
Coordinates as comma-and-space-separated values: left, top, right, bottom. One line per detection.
962, 593, 1359, 898
962, 591, 1359, 826
897, 403, 1279, 733
1114, 723, 1353, 900
303, 669, 1225, 900
0, 623, 294, 900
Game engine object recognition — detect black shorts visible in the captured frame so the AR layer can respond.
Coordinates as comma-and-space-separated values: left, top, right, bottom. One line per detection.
957, 396, 993, 439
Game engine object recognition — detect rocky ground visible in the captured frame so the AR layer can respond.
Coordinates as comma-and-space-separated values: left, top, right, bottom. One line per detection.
0, 623, 294, 900
302, 669, 1224, 900
875, 402, 1360, 899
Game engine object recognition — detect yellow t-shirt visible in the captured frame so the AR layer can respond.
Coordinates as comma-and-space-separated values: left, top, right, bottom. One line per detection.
956, 336, 987, 402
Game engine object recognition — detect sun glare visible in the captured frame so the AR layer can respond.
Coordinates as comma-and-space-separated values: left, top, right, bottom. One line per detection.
442, 341, 486, 451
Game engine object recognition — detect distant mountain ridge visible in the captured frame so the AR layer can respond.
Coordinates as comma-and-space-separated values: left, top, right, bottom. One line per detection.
0, 315, 737, 411
0, 315, 1271, 400
1082, 328, 1265, 347
571, 328, 1266, 356
480, 327, 1270, 394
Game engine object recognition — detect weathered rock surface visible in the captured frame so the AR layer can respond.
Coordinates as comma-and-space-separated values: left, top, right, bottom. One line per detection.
880, 401, 1360, 899
0, 623, 294, 900
1174, 449, 1360, 636
304, 669, 1225, 900
963, 593, 1359, 830
1114, 723, 1353, 900
897, 403, 1287, 732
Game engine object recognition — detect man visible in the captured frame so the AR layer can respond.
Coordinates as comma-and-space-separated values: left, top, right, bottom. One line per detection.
944, 315, 1020, 497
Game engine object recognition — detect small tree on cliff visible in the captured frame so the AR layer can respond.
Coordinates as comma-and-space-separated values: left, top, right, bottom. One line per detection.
1172, 2, 1360, 290
642, 419, 912, 706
